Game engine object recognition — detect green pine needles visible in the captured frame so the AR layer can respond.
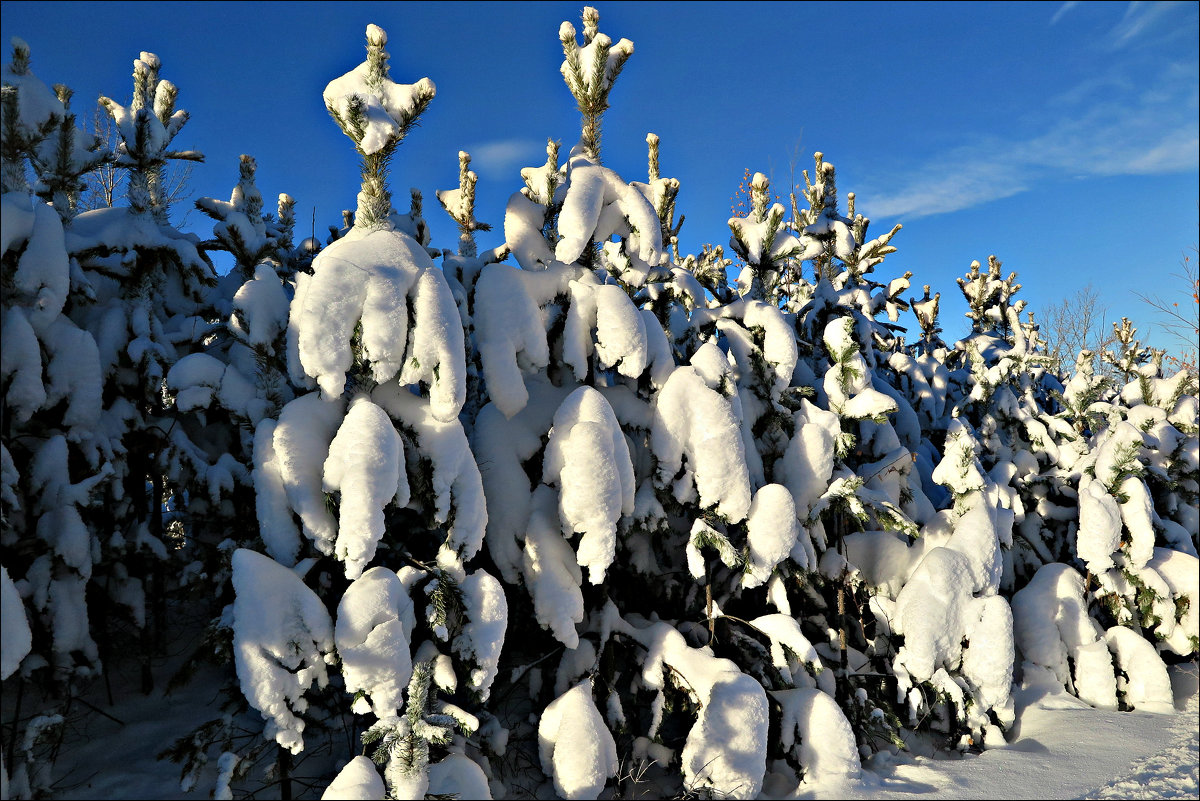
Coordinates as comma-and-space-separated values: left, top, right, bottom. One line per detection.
324, 24, 436, 229
559, 7, 633, 161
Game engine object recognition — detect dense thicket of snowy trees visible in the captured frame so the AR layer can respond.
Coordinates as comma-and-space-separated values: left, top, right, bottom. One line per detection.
2, 8, 1197, 800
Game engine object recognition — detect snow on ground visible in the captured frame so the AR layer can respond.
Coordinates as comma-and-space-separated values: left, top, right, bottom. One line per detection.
1086, 667, 1200, 800
23, 592, 1195, 796
28, 613, 344, 800
32, 615, 1200, 800
796, 663, 1199, 801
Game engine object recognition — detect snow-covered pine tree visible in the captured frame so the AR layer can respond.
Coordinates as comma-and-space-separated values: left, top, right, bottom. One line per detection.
936, 257, 1069, 587
454, 9, 797, 798
475, 12, 924, 797
1, 37, 113, 796
1103, 316, 1154, 384
224, 25, 503, 799
62, 49, 218, 701
435, 148, 508, 423
151, 156, 309, 793
772, 157, 1016, 756
465, 8, 725, 795
173, 154, 300, 562
1064, 324, 1198, 672
2, 37, 227, 794
946, 263, 1198, 713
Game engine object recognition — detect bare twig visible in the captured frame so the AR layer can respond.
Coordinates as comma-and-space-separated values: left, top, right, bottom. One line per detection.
1134, 246, 1199, 373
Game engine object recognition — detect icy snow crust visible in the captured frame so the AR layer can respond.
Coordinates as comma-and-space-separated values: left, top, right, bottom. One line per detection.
372, 384, 487, 566
472, 263, 556, 417
269, 392, 345, 555
1, 565, 32, 680
456, 569, 508, 700
323, 397, 408, 579
652, 364, 752, 521
322, 756, 386, 800
628, 618, 770, 799
554, 147, 661, 266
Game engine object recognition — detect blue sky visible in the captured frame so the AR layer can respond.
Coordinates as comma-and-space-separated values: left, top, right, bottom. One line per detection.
5, 1, 1198, 348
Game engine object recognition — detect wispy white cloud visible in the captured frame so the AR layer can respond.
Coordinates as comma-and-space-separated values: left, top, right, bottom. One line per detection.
1050, 2, 1079, 26
463, 138, 546, 180
859, 60, 1198, 222
1109, 1, 1189, 48
1047, 2, 1190, 49
861, 158, 1028, 220
1121, 129, 1200, 174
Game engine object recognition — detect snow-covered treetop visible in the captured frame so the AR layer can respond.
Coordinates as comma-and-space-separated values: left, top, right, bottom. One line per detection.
957, 255, 1024, 337
791, 152, 904, 294
97, 49, 202, 221
30, 84, 107, 222
195, 154, 278, 274
559, 6, 633, 160
2, 37, 68, 194
231, 154, 265, 228
323, 25, 435, 157
436, 150, 492, 258
1103, 316, 1155, 381
638, 132, 684, 253
519, 138, 565, 207
910, 284, 943, 350
3, 37, 59, 121
792, 152, 853, 279
728, 171, 800, 301
323, 24, 436, 228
